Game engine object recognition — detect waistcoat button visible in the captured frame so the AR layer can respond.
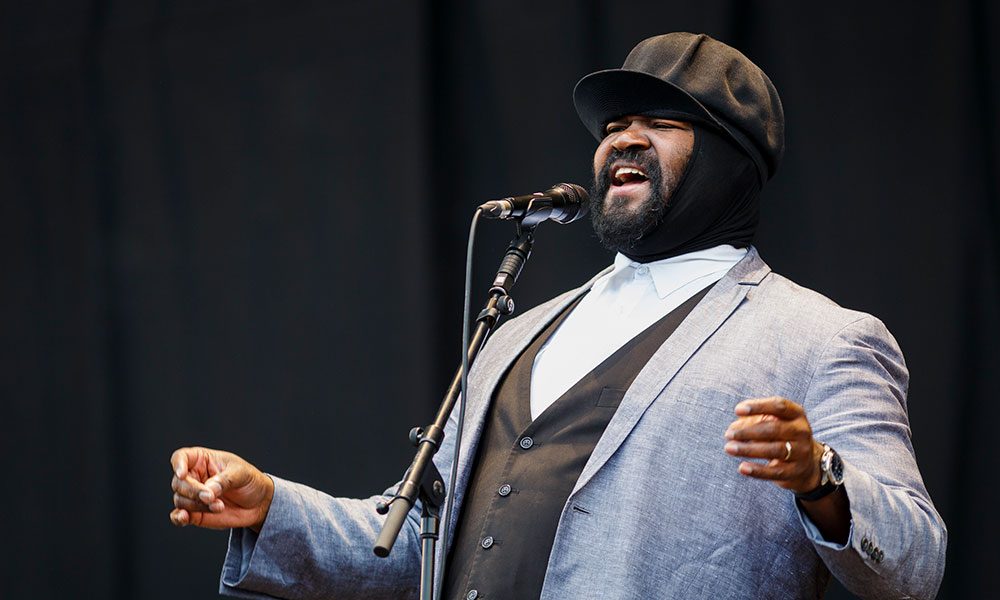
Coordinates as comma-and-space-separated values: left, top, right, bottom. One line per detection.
481, 536, 494, 549
466, 590, 478, 600
498, 484, 511, 496
519, 436, 534, 449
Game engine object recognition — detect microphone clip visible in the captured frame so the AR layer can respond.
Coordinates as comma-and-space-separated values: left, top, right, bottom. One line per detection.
477, 183, 589, 227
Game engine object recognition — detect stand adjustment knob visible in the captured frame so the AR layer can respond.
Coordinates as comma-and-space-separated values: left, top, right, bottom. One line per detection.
409, 427, 424, 446
497, 295, 515, 315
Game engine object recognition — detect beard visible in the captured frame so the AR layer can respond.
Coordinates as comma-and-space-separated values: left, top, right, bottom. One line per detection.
588, 148, 671, 253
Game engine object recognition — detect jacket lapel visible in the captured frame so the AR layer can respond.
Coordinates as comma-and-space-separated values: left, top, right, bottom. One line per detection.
570, 248, 771, 496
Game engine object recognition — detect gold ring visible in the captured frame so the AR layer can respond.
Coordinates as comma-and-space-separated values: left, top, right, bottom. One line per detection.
784, 441, 793, 461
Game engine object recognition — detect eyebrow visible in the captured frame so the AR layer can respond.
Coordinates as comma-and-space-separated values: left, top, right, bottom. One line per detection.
604, 116, 690, 130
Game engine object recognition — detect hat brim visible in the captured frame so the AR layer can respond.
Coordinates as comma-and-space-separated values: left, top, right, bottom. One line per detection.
573, 69, 721, 139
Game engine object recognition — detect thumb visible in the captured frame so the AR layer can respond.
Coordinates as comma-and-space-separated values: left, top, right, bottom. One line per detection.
201, 460, 254, 502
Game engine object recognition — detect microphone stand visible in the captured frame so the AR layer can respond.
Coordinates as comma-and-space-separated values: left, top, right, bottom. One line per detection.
373, 220, 536, 600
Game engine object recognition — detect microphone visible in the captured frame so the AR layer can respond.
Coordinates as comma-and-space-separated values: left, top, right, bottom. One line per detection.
478, 183, 589, 225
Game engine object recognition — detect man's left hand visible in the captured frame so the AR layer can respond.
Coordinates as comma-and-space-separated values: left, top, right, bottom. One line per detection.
723, 396, 823, 494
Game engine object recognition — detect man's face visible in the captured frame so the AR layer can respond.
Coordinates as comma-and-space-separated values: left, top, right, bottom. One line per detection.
589, 116, 695, 251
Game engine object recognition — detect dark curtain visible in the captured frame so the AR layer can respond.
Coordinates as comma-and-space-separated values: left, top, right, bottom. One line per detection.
2, 1, 996, 598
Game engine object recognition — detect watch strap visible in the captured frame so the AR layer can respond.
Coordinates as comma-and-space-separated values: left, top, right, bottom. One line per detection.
794, 480, 840, 502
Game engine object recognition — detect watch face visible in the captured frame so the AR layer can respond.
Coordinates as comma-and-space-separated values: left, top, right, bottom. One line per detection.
829, 450, 845, 485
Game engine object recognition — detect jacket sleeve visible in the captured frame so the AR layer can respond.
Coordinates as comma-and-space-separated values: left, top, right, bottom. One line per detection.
217, 403, 467, 599
797, 315, 946, 600
216, 476, 421, 599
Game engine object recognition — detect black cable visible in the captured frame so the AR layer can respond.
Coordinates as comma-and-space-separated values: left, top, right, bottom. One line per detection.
435, 207, 482, 600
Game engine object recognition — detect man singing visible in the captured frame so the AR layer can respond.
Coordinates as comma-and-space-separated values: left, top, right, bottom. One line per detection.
170, 33, 946, 599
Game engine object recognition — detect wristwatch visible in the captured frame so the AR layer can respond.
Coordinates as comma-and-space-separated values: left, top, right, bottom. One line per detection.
794, 443, 844, 502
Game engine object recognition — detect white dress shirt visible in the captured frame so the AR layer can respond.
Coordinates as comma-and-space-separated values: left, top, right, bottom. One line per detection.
529, 244, 748, 419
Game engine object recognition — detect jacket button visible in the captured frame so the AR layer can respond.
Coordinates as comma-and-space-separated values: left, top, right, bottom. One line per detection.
466, 590, 478, 600
481, 535, 494, 549
498, 484, 511, 496
519, 437, 534, 449
875, 548, 884, 563
861, 537, 870, 553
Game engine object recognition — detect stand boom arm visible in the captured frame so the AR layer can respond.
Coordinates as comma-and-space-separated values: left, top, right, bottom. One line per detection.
373, 228, 534, 583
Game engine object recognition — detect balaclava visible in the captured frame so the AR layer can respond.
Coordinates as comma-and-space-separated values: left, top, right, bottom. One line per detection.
589, 121, 760, 262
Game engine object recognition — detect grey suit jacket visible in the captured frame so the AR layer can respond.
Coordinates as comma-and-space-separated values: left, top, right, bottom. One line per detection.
220, 248, 946, 599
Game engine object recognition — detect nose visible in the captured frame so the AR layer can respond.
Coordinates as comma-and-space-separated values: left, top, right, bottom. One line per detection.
609, 124, 651, 152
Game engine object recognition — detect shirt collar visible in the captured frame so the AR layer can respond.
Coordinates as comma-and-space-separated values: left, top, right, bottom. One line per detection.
595, 244, 749, 299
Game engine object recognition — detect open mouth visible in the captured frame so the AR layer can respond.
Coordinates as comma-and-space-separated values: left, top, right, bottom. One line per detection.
611, 165, 649, 186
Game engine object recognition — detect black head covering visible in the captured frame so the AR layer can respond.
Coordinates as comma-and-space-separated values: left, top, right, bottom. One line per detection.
633, 124, 758, 261
589, 121, 760, 262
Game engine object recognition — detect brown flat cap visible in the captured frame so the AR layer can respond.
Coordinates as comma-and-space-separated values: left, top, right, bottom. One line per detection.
573, 32, 785, 183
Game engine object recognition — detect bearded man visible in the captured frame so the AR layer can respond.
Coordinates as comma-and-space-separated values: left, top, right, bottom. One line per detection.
170, 33, 946, 600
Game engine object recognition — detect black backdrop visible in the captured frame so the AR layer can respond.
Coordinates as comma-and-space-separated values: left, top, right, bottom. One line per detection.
3, 1, 998, 598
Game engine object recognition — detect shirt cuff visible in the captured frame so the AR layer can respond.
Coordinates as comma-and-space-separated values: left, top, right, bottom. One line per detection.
792, 490, 853, 551
220, 474, 283, 590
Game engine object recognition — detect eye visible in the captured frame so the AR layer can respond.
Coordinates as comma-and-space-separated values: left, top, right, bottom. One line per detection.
653, 121, 678, 130
604, 122, 627, 136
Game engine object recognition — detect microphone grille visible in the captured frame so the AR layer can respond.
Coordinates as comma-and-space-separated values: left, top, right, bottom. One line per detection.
550, 182, 589, 224
554, 182, 588, 204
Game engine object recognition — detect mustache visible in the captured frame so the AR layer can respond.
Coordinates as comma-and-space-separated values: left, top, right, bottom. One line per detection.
591, 148, 664, 206
598, 148, 662, 181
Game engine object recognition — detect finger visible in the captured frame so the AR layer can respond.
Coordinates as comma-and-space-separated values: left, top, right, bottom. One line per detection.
735, 397, 804, 420
173, 493, 224, 513
171, 447, 209, 480
738, 459, 799, 481
725, 440, 797, 461
725, 417, 787, 441
172, 474, 214, 502
171, 506, 214, 529
170, 448, 191, 480
170, 508, 190, 527
725, 416, 809, 442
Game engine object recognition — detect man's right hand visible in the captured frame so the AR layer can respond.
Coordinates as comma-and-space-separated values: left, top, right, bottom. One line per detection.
169, 447, 275, 532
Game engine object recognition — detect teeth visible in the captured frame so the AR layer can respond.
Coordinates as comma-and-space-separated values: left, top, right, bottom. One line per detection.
614, 166, 647, 182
